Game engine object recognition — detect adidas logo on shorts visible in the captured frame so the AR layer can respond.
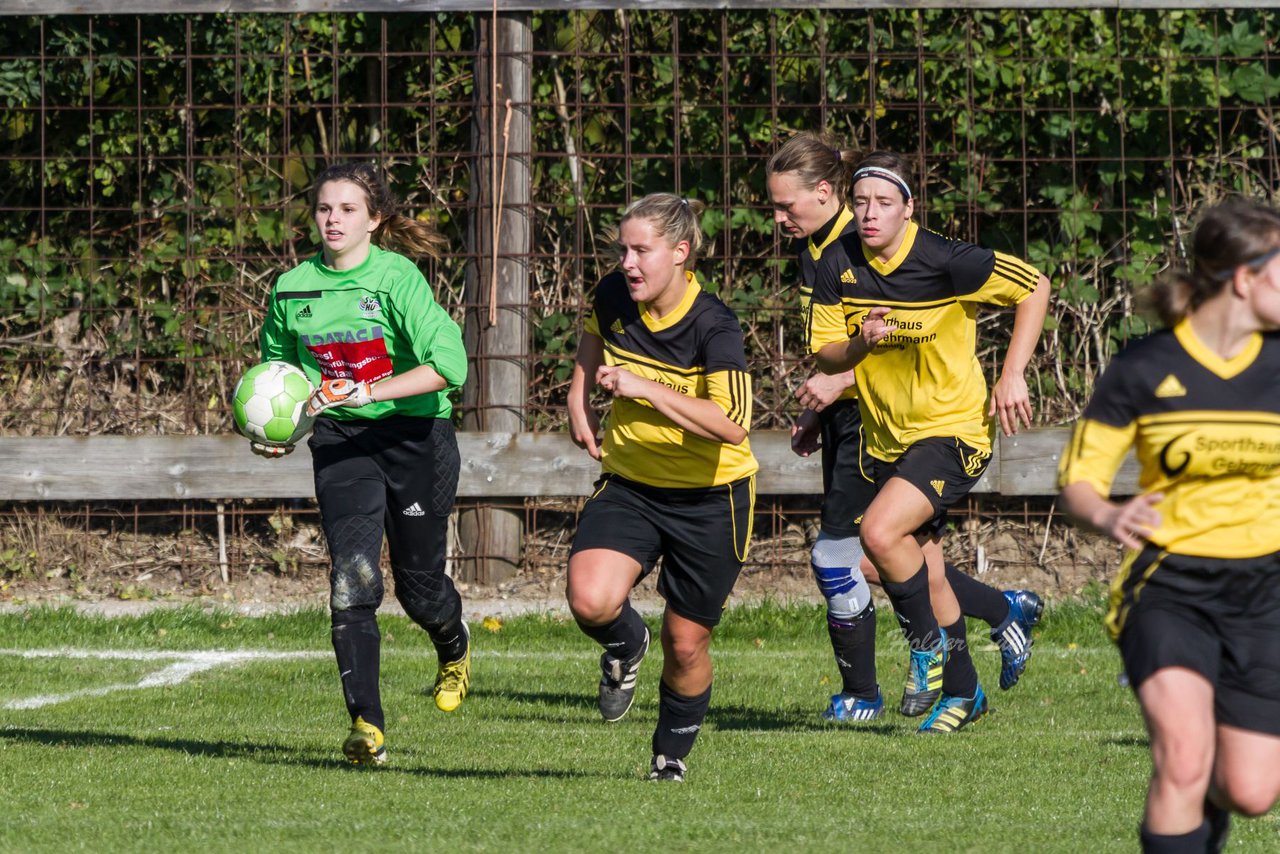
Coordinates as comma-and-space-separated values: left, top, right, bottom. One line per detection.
931, 479, 945, 497
402, 502, 425, 516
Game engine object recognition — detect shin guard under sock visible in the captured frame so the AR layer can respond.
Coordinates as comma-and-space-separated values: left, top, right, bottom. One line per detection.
331, 609, 384, 731
940, 616, 979, 697
652, 680, 712, 761
829, 603, 878, 698
576, 600, 648, 662
881, 564, 940, 651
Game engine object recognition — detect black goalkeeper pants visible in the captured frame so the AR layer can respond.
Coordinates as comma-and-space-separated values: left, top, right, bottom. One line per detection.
309, 415, 462, 636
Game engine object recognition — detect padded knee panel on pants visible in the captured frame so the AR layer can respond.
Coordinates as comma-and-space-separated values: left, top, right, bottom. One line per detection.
394, 566, 461, 634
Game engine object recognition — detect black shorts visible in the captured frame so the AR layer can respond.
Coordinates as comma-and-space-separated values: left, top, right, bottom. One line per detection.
869, 436, 990, 539
818, 399, 877, 537
569, 473, 755, 627
1110, 546, 1280, 736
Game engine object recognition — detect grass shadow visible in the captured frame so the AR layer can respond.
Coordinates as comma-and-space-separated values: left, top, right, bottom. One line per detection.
0, 726, 604, 780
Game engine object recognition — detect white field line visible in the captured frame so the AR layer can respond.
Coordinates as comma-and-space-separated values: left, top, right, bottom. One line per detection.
1, 644, 1117, 712
1, 649, 328, 711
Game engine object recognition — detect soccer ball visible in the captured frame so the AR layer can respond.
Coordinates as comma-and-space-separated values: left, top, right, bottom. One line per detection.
232, 361, 316, 446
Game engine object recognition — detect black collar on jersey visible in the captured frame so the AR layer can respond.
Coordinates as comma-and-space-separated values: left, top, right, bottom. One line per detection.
808, 208, 844, 249
807, 206, 856, 261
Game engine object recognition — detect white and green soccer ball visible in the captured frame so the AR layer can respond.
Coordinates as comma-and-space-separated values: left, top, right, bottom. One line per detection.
232, 361, 316, 446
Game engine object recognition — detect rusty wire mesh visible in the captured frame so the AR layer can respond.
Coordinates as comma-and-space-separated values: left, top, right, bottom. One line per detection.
1, 8, 1277, 594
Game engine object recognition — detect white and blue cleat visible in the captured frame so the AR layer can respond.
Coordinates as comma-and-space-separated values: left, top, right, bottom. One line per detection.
991, 589, 1044, 690
821, 688, 885, 722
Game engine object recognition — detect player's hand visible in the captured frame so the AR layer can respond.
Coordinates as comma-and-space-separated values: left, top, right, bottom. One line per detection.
595, 365, 647, 400
861, 306, 897, 350
250, 441, 294, 459
307, 378, 376, 416
570, 412, 603, 461
790, 410, 821, 457
989, 369, 1033, 436
795, 372, 850, 413
1099, 492, 1164, 550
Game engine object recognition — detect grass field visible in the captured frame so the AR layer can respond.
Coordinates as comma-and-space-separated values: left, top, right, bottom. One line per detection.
2, 601, 1277, 853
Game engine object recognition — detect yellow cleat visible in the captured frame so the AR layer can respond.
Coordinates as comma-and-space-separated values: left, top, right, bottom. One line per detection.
342, 716, 386, 765
433, 623, 471, 713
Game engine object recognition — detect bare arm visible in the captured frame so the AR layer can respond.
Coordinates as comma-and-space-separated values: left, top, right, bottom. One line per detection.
1060, 480, 1164, 552
369, 363, 448, 402
814, 307, 897, 374
989, 275, 1051, 436
597, 366, 747, 445
568, 333, 605, 460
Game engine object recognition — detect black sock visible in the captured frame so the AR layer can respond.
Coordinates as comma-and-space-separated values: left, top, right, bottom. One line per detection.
1139, 821, 1210, 853
881, 563, 940, 650
940, 617, 979, 697
1205, 796, 1232, 854
576, 600, 648, 662
945, 564, 1009, 626
430, 614, 469, 664
829, 603, 878, 698
652, 680, 712, 761
331, 609, 383, 731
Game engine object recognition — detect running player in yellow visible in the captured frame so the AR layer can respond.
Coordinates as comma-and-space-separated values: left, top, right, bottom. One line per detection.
767, 133, 1045, 722
813, 151, 1050, 732
566, 193, 757, 781
1059, 198, 1280, 853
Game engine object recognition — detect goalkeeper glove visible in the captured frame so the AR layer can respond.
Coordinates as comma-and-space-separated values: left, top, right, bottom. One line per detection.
307, 378, 377, 416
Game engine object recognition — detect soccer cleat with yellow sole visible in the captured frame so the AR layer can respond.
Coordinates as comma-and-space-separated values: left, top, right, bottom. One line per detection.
433, 623, 471, 713
917, 684, 989, 734
900, 628, 948, 716
342, 716, 386, 765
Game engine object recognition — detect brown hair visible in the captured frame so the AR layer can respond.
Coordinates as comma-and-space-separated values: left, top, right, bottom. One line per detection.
618, 193, 709, 269
1142, 198, 1280, 327
850, 150, 916, 203
766, 131, 858, 206
311, 162, 448, 260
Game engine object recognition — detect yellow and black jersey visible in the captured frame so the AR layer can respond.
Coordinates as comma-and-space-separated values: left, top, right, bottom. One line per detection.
1057, 320, 1280, 559
808, 221, 1041, 461
583, 270, 758, 489
797, 206, 861, 404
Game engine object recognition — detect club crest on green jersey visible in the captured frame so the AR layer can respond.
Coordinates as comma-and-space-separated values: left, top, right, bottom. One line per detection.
357, 296, 381, 317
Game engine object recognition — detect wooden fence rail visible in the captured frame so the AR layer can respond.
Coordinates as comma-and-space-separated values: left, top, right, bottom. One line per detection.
0, 427, 1137, 502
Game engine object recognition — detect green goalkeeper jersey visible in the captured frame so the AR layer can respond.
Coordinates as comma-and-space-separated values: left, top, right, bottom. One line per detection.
260, 244, 467, 421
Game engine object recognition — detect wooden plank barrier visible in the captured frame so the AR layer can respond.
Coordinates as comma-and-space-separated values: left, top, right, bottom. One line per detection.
0, 427, 1138, 501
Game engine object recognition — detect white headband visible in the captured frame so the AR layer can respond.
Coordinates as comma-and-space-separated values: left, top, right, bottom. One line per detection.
852, 166, 912, 201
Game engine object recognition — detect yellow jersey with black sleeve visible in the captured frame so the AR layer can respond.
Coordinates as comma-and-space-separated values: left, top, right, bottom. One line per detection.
1057, 320, 1280, 559
797, 206, 861, 404
583, 270, 758, 489
807, 221, 1041, 461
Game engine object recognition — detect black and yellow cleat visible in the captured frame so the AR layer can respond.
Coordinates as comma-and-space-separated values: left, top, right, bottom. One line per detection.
433, 623, 471, 713
900, 628, 948, 716
916, 685, 989, 734
342, 716, 387, 765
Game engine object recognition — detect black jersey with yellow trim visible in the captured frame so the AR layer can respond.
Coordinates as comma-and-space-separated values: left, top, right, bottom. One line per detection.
797, 206, 860, 403
1057, 320, 1280, 559
807, 221, 1040, 461
583, 270, 758, 489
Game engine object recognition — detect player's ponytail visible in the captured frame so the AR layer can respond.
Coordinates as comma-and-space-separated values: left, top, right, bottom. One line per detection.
1142, 198, 1280, 327
767, 131, 859, 206
311, 162, 448, 260
619, 193, 708, 270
